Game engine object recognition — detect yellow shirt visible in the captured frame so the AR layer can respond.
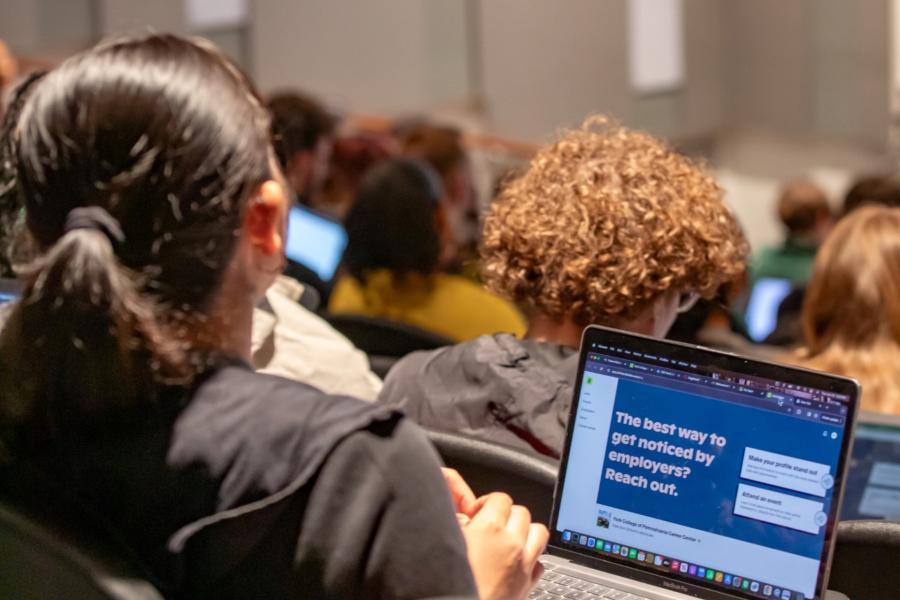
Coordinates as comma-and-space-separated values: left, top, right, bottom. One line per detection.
328, 270, 526, 342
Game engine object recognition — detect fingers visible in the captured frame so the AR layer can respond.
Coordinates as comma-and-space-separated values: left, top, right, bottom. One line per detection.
523, 523, 549, 567
472, 492, 513, 525
442, 468, 479, 516
506, 505, 531, 539
531, 560, 545, 586
468, 494, 490, 515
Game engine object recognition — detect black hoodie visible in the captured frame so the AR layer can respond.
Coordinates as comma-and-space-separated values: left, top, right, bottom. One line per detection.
1, 363, 475, 599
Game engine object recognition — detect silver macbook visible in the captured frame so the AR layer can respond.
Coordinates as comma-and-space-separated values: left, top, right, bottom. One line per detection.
538, 326, 859, 600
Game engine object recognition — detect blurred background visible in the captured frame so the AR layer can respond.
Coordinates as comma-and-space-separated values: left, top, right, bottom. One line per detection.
0, 0, 896, 252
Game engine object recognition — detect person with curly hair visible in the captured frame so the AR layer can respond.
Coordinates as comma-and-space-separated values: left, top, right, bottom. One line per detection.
378, 117, 748, 458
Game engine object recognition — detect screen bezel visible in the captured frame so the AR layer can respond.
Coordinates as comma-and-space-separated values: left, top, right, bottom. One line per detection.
285, 204, 348, 282
549, 325, 860, 600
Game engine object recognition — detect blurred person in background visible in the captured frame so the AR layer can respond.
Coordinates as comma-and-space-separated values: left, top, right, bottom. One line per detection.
667, 278, 779, 361
267, 91, 335, 205
250, 268, 383, 399
797, 205, 900, 414
841, 174, 900, 216
761, 175, 900, 350
266, 90, 338, 299
329, 158, 526, 341
315, 132, 394, 221
379, 117, 748, 457
751, 179, 833, 287
0, 34, 546, 600
400, 122, 479, 273
250, 90, 382, 396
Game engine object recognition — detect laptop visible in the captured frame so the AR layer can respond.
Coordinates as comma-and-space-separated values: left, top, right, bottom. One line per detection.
285, 205, 348, 283
538, 325, 859, 600
840, 411, 900, 521
0, 278, 21, 304
744, 278, 794, 342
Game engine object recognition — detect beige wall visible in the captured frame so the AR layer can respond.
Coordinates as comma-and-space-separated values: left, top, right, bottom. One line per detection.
478, 0, 728, 144
0, 0, 47, 53
3, 0, 889, 149
96, 0, 187, 37
0, 0, 185, 55
726, 0, 889, 148
252, 0, 470, 113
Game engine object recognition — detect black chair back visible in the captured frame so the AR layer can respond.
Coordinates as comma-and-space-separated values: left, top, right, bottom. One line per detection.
326, 314, 452, 357
828, 519, 900, 600
367, 354, 401, 379
426, 429, 559, 525
0, 499, 163, 600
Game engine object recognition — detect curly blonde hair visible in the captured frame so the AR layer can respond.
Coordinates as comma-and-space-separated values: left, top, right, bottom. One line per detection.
481, 117, 748, 327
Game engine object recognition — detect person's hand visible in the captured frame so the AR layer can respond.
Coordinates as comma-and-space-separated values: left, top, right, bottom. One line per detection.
442, 467, 479, 518
461, 492, 548, 600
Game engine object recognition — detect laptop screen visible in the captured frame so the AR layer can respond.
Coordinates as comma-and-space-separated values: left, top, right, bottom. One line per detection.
552, 327, 857, 600
841, 413, 900, 520
0, 278, 21, 304
285, 205, 348, 282
745, 277, 793, 342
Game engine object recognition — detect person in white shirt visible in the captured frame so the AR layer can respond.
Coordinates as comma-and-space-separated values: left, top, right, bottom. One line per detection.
252, 275, 382, 400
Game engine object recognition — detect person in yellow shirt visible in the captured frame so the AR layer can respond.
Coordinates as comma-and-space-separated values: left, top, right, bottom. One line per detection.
329, 158, 525, 341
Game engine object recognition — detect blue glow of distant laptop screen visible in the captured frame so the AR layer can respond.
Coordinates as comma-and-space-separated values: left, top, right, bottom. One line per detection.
746, 278, 793, 342
285, 207, 347, 281
556, 350, 848, 599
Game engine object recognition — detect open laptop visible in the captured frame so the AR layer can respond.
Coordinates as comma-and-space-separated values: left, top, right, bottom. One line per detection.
0, 278, 21, 304
285, 205, 348, 283
841, 411, 900, 521
538, 325, 859, 600
744, 277, 794, 342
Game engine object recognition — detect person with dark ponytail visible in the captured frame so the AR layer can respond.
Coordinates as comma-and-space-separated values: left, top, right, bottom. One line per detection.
0, 34, 546, 600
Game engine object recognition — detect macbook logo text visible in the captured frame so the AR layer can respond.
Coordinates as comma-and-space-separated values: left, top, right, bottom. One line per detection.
661, 580, 689, 593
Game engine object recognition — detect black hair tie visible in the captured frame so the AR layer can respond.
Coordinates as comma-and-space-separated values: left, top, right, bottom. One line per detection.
64, 206, 125, 245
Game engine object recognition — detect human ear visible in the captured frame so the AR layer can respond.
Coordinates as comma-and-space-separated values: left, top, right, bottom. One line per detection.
244, 180, 288, 256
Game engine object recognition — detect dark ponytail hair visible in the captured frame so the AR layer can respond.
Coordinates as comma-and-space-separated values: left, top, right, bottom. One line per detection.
0, 34, 272, 454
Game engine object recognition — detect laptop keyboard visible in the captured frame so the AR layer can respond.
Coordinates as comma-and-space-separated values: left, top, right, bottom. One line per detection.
529, 562, 651, 600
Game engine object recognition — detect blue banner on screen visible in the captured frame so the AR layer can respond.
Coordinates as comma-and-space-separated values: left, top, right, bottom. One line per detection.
285, 206, 348, 282
598, 379, 836, 559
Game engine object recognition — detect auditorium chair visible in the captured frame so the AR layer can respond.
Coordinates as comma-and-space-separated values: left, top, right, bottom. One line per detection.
426, 429, 559, 525
325, 314, 452, 377
0, 498, 163, 599
827, 519, 900, 600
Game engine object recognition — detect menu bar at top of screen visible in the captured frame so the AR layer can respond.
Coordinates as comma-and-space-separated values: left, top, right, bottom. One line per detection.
585, 351, 848, 427
588, 343, 850, 402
